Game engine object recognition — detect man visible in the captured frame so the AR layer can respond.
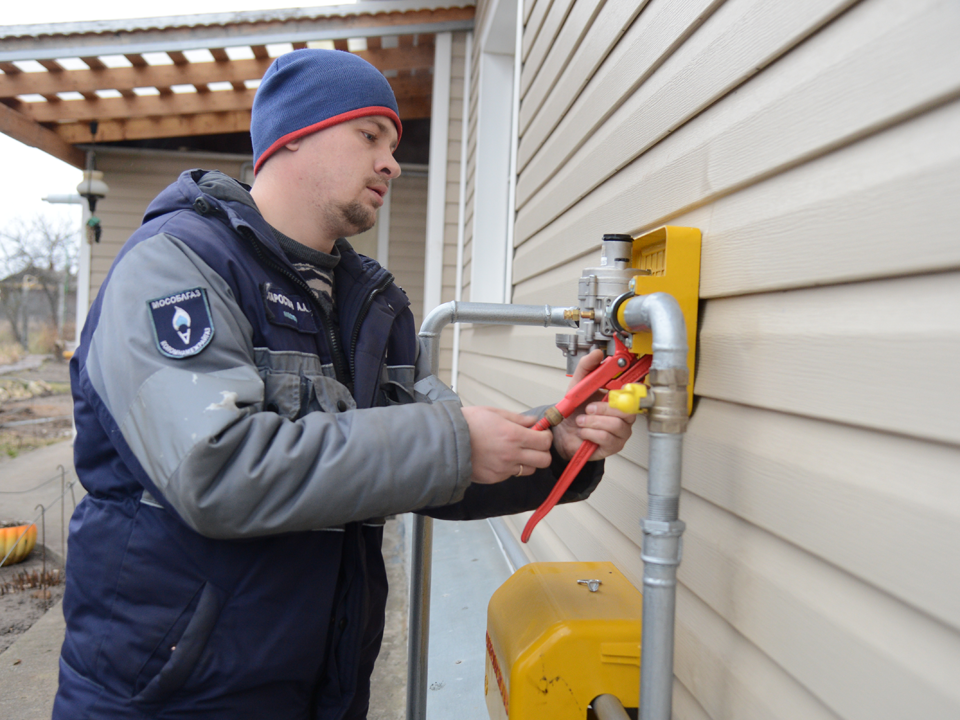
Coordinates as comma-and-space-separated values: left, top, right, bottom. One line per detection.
55, 50, 634, 719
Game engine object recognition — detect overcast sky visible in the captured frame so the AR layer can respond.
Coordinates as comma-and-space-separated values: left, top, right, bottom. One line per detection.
0, 0, 352, 232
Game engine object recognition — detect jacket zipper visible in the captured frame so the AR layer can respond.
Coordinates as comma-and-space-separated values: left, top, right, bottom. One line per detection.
349, 272, 396, 383
238, 226, 350, 386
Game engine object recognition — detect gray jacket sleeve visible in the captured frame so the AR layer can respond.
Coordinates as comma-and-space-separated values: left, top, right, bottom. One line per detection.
409, 338, 608, 519
85, 232, 472, 539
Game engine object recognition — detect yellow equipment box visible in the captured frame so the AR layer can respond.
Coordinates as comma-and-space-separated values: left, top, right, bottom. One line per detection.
485, 562, 642, 719
620, 225, 702, 416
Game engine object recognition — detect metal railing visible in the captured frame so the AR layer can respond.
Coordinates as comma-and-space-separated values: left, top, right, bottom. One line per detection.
0, 463, 79, 569
406, 301, 578, 720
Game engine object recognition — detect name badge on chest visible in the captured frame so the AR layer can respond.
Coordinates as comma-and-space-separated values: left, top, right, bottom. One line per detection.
260, 283, 318, 334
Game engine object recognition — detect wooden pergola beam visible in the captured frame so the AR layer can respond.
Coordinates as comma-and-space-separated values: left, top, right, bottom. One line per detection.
20, 89, 258, 123
0, 59, 268, 99
50, 90, 432, 144
362, 43, 436, 73
390, 74, 435, 102
397, 95, 431, 120
18, 71, 434, 123
54, 110, 253, 143
0, 102, 85, 168
0, 45, 435, 99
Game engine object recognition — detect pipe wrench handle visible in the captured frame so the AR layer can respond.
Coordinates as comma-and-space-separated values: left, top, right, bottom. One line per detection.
532, 337, 636, 431
524, 350, 652, 541
521, 440, 598, 543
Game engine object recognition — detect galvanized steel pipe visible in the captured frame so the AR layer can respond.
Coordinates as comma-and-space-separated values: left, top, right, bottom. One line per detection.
418, 301, 577, 376
407, 301, 578, 720
620, 292, 688, 372
593, 693, 633, 720
405, 513, 433, 720
620, 292, 690, 720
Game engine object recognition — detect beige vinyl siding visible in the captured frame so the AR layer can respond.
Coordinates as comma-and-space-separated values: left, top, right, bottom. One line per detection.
89, 150, 248, 303
521, 0, 553, 59
517, 0, 691, 167
347, 223, 378, 260
456, 0, 960, 717
519, 0, 577, 98
460, 21, 482, 305
518, 0, 604, 111
383, 173, 428, 331
434, 32, 470, 385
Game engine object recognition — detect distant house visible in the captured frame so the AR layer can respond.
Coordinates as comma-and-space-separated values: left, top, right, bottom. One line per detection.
0, 265, 77, 349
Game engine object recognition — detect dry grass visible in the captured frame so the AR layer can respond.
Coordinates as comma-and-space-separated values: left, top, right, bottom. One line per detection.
0, 342, 24, 366
0, 430, 67, 459
0, 568, 63, 597
29, 323, 75, 356
0, 377, 72, 458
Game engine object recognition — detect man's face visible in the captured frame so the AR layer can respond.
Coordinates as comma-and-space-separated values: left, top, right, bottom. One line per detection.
286, 116, 401, 239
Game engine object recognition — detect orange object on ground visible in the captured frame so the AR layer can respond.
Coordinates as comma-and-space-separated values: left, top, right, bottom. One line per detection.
0, 523, 37, 566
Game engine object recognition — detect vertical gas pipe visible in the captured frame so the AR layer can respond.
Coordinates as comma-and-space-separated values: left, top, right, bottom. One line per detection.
408, 301, 578, 720
620, 293, 689, 720
551, 234, 692, 718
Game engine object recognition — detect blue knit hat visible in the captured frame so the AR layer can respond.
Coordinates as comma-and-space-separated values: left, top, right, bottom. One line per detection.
251, 49, 402, 174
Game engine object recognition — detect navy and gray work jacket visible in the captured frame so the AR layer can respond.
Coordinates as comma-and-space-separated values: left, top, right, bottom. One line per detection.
55, 170, 604, 720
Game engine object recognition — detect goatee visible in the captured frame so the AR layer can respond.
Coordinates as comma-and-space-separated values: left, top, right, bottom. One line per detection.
340, 202, 376, 234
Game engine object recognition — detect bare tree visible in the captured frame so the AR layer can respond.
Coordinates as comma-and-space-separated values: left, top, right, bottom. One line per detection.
0, 214, 79, 350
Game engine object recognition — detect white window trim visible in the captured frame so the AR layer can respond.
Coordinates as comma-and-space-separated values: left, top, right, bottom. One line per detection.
377, 185, 392, 269
470, 0, 522, 305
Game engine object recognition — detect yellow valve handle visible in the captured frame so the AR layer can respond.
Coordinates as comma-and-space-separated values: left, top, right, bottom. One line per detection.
607, 383, 647, 415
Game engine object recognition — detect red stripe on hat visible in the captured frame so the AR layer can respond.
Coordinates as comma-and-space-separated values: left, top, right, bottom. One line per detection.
254, 107, 403, 174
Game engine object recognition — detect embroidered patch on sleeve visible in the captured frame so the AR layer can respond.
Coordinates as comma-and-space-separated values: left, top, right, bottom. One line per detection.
147, 287, 215, 359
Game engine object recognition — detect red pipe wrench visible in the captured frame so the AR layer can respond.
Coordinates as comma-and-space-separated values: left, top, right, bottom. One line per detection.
522, 336, 651, 543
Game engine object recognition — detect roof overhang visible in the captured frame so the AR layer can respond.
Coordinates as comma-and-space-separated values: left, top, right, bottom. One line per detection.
0, 1, 474, 168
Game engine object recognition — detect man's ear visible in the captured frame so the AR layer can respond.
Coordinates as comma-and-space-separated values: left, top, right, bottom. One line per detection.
285, 139, 301, 152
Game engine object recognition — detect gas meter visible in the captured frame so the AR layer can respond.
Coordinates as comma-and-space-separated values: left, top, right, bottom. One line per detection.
555, 226, 701, 414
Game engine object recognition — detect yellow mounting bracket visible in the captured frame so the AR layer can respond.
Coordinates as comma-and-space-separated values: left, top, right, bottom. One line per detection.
617, 226, 701, 415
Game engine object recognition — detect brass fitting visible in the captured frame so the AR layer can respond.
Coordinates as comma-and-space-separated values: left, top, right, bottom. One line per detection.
563, 308, 595, 321
542, 406, 564, 428
648, 368, 689, 387
647, 367, 689, 434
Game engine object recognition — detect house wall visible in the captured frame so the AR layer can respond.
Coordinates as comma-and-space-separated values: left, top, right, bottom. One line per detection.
460, 4, 484, 306
384, 170, 429, 333
89, 150, 249, 303
437, 32, 470, 386
458, 0, 960, 717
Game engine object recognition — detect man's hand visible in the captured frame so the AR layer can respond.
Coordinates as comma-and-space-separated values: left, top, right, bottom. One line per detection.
552, 349, 637, 461
461, 406, 553, 484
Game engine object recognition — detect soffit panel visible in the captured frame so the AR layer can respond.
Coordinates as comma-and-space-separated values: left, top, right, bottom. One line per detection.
0, 2, 474, 166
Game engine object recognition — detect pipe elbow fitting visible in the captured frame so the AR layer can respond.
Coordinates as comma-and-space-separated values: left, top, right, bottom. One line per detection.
621, 293, 690, 432
620, 293, 688, 371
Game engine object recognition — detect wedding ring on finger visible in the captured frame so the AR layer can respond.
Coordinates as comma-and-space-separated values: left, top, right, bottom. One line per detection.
515, 464, 524, 477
